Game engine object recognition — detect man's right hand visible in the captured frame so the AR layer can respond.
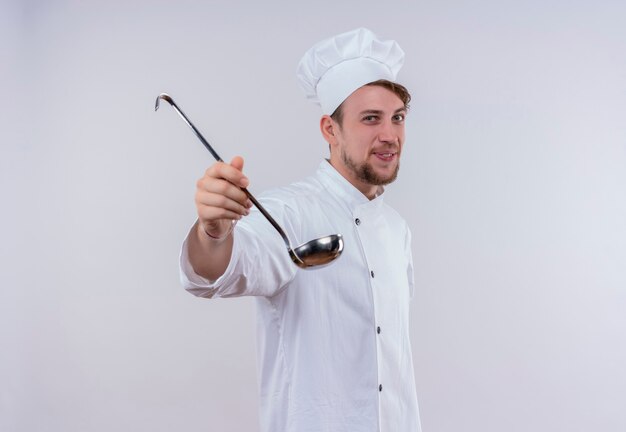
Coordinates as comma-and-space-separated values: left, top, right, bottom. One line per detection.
195, 156, 253, 240
187, 156, 253, 281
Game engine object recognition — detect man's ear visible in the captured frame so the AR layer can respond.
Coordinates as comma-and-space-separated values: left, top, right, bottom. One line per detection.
320, 115, 337, 144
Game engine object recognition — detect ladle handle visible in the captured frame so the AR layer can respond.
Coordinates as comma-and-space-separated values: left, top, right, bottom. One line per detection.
156, 94, 293, 249
240, 189, 290, 245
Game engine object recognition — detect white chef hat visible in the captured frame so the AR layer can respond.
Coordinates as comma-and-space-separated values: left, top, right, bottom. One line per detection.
296, 28, 405, 115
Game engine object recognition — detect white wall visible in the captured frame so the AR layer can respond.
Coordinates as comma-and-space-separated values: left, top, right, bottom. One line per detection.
2, 0, 625, 431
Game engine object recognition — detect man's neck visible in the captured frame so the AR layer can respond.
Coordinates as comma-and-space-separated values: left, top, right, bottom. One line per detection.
326, 158, 383, 200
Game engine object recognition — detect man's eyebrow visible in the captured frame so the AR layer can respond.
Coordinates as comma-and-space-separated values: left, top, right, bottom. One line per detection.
358, 107, 406, 116
359, 107, 407, 115
359, 109, 384, 116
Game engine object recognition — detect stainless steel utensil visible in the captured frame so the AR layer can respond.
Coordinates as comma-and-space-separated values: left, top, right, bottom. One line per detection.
155, 93, 344, 269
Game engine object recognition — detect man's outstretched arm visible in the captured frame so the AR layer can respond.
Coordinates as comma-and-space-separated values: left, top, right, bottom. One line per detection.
186, 156, 252, 281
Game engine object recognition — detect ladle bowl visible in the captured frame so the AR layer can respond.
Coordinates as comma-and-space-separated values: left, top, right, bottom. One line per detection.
290, 234, 344, 268
155, 93, 344, 269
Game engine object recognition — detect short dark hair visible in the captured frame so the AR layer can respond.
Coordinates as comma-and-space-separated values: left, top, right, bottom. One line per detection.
330, 79, 411, 126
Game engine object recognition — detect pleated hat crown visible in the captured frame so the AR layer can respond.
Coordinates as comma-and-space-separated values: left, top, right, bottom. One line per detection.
296, 28, 405, 115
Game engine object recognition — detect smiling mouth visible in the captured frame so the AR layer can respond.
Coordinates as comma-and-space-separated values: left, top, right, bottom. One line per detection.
373, 152, 397, 162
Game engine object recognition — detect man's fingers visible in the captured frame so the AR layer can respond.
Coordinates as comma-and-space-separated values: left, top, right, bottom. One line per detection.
194, 159, 253, 232
230, 155, 244, 172
199, 205, 245, 223
197, 177, 249, 206
196, 192, 247, 223
207, 160, 249, 189
196, 190, 250, 217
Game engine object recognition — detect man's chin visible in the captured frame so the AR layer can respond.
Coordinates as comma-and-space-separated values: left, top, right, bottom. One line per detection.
360, 163, 400, 186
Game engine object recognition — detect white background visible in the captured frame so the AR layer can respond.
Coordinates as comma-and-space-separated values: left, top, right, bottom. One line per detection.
2, 0, 625, 431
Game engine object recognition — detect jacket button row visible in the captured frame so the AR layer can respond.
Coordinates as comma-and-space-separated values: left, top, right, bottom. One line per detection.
377, 326, 381, 334
355, 218, 361, 226
379, 384, 383, 392
370, 270, 375, 278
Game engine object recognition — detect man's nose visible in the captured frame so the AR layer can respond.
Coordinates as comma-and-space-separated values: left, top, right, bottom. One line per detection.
377, 120, 396, 143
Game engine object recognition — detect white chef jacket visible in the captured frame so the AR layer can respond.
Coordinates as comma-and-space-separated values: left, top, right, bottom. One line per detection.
180, 160, 421, 432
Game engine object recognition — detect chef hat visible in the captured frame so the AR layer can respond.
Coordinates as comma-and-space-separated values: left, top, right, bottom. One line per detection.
296, 28, 405, 115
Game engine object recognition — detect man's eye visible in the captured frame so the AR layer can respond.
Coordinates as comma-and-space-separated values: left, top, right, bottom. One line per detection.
363, 115, 378, 121
393, 114, 405, 122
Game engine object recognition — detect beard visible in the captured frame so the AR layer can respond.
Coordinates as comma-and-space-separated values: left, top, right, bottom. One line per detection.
341, 147, 400, 186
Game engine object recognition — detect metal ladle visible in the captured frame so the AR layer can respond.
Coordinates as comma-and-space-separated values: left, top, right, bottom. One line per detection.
155, 93, 344, 269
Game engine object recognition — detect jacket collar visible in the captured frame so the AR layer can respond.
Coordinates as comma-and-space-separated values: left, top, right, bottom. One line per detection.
316, 160, 385, 213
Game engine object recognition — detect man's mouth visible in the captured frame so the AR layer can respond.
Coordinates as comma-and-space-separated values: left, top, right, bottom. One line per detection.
373, 151, 397, 162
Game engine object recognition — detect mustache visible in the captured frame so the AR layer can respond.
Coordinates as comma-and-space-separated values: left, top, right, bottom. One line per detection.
371, 145, 400, 154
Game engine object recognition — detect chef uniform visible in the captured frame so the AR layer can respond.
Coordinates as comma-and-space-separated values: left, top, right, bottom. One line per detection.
180, 28, 422, 432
